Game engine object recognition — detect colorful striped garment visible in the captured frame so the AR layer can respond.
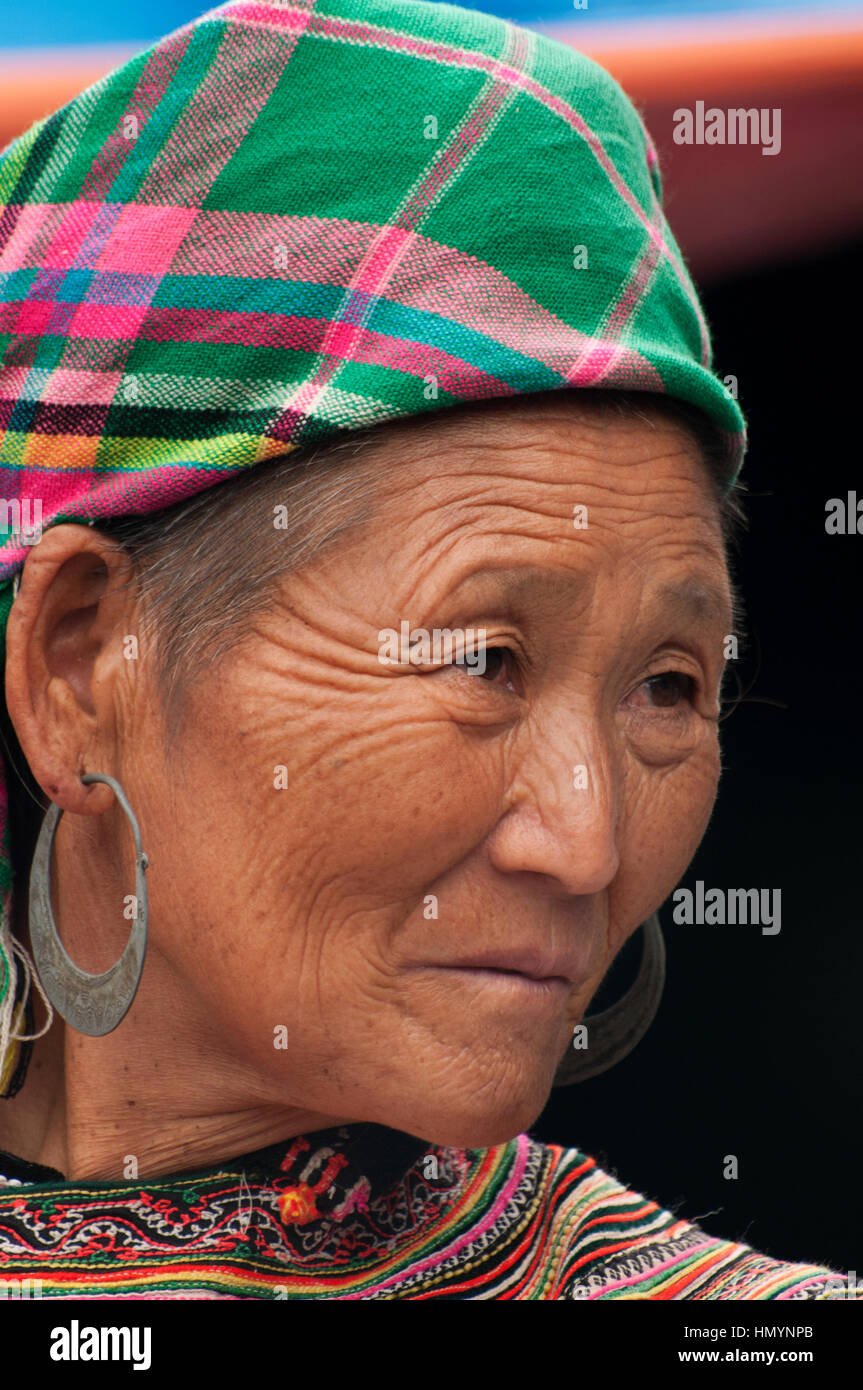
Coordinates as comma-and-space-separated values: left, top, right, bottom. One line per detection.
0, 1125, 856, 1299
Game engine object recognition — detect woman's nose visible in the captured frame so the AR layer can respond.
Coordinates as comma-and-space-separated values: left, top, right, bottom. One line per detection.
485, 715, 621, 898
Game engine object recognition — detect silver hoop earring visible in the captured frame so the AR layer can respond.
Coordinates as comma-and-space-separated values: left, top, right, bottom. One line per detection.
553, 913, 666, 1086
29, 772, 149, 1037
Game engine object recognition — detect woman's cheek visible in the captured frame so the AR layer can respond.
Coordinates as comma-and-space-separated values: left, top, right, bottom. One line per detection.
587, 734, 722, 988
559, 744, 721, 1041
631, 734, 721, 904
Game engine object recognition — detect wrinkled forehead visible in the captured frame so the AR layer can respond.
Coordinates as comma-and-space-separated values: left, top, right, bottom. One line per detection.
321, 395, 735, 631
349, 393, 726, 540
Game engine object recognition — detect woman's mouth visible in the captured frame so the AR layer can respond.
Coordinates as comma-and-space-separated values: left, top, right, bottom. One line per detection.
432, 947, 580, 986
440, 966, 570, 993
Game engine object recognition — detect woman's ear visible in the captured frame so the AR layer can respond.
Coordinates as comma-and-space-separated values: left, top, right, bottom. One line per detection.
4, 524, 138, 818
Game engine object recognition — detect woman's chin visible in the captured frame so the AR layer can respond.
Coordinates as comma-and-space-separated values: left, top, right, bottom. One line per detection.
374, 1070, 555, 1152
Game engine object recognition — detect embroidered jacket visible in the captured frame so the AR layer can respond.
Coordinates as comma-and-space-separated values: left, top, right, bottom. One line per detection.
0, 1124, 855, 1300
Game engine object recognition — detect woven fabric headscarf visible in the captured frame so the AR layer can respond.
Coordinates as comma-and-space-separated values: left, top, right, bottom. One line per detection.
0, 0, 746, 1094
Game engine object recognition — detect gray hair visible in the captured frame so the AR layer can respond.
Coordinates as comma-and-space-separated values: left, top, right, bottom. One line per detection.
96, 425, 395, 748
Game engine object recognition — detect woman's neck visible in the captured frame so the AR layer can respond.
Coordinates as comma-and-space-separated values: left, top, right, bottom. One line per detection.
0, 897, 351, 1181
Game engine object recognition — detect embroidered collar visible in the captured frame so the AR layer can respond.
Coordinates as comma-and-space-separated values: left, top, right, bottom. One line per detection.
0, 1123, 429, 1225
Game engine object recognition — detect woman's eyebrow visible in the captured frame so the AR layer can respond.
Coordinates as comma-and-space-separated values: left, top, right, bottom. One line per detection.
423, 564, 746, 656
438, 563, 590, 613
436, 565, 738, 629
654, 578, 735, 631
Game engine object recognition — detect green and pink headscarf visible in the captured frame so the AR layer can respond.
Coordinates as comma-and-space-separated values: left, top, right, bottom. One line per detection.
0, 0, 745, 1093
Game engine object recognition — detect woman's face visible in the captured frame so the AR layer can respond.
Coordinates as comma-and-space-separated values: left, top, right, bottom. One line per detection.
21, 397, 734, 1152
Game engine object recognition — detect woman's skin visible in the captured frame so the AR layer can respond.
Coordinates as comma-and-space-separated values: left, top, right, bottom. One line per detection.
0, 394, 733, 1181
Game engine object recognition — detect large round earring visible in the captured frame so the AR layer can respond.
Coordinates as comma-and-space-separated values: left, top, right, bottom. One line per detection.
552, 913, 666, 1086
29, 772, 149, 1037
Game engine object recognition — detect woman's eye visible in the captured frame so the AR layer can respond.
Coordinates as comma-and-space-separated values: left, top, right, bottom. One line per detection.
632, 671, 697, 709
451, 647, 513, 687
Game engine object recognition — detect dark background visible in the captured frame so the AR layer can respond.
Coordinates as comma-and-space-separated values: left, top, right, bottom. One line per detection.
536, 235, 863, 1274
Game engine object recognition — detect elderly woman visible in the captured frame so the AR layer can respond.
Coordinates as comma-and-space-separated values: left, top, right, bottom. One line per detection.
0, 0, 854, 1301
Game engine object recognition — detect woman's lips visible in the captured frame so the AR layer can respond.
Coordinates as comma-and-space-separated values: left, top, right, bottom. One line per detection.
417, 946, 591, 1001
425, 946, 580, 999
445, 966, 570, 987
434, 948, 580, 984
426, 965, 571, 1001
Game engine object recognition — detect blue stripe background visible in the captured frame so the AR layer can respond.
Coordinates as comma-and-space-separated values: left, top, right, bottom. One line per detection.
1, 0, 861, 47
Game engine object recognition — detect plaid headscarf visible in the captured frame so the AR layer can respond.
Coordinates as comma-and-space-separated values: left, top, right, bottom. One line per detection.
0, 0, 746, 1094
